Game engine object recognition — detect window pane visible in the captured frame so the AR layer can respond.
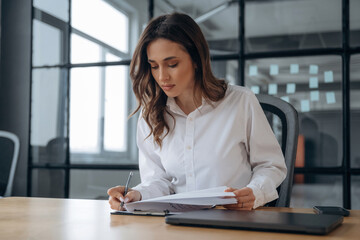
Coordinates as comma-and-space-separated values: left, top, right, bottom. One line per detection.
69, 66, 133, 164
71, 33, 101, 64
246, 56, 343, 167
70, 170, 140, 199
211, 60, 238, 85
31, 68, 68, 164
154, 0, 238, 55
104, 58, 128, 152
32, 169, 65, 198
350, 0, 360, 47
71, 0, 129, 53
351, 176, 360, 209
70, 67, 101, 153
34, 0, 69, 22
291, 174, 342, 208
245, 0, 342, 53
350, 54, 360, 168
33, 19, 62, 66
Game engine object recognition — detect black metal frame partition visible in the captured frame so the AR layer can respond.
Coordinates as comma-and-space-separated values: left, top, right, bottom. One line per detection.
27, 0, 360, 209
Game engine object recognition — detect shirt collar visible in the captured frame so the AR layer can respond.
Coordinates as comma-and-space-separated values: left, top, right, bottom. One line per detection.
166, 97, 213, 116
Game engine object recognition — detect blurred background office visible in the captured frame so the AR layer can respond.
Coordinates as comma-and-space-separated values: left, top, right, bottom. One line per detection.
0, 0, 359, 209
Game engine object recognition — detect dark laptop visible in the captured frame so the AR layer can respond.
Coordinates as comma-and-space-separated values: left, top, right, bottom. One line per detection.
165, 209, 343, 235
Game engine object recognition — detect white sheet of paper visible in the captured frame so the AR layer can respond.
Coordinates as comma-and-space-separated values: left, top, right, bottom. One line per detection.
270, 64, 279, 75
249, 65, 258, 76
124, 186, 237, 213
268, 83, 277, 95
290, 64, 299, 74
326, 92, 336, 104
310, 91, 320, 101
251, 86, 260, 94
309, 65, 319, 74
281, 96, 290, 103
301, 99, 310, 112
324, 71, 334, 83
286, 83, 296, 94
309, 77, 319, 88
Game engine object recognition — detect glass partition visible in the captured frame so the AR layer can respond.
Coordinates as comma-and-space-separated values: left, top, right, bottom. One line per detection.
31, 68, 68, 164
33, 0, 69, 22
32, 169, 66, 197
351, 176, 360, 209
246, 56, 343, 168
350, 0, 360, 47
291, 174, 342, 208
154, 0, 239, 55
32, 19, 63, 66
245, 0, 342, 53
350, 54, 360, 168
70, 169, 141, 199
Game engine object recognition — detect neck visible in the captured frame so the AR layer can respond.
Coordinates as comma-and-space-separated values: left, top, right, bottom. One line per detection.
175, 91, 202, 115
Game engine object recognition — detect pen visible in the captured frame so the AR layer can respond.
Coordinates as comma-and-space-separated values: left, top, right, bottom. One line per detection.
120, 171, 133, 208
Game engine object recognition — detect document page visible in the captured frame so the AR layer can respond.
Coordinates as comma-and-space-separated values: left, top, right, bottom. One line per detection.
124, 186, 237, 213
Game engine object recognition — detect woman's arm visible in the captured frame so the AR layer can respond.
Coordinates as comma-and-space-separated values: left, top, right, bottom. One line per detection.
244, 92, 287, 209
131, 115, 174, 200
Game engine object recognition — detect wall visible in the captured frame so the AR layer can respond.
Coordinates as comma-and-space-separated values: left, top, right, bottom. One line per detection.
0, 0, 32, 196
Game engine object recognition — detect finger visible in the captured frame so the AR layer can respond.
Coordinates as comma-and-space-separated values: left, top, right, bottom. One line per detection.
107, 186, 125, 201
225, 187, 236, 192
224, 187, 238, 199
236, 195, 255, 203
108, 196, 125, 211
123, 190, 141, 203
233, 187, 253, 197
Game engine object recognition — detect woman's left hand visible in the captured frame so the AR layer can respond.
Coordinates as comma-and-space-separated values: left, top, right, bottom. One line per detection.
223, 187, 255, 210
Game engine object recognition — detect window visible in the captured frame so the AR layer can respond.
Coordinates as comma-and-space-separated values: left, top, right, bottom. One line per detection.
29, 0, 360, 207
69, 0, 130, 161
151, 0, 359, 209
30, 0, 148, 198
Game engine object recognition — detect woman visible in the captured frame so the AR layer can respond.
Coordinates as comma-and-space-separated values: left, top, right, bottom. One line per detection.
108, 12, 286, 211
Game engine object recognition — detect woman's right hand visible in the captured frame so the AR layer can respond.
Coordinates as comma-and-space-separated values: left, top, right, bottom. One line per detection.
107, 186, 142, 211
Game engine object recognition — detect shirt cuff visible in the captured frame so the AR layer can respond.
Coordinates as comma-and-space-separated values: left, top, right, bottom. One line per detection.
246, 184, 279, 209
131, 185, 151, 201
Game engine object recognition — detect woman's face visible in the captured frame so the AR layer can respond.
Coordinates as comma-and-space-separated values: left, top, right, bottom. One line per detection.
147, 38, 197, 101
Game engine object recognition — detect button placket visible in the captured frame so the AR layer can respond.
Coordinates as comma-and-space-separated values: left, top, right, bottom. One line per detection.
184, 113, 196, 192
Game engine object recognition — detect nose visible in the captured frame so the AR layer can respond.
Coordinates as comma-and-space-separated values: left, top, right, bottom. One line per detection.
158, 67, 169, 82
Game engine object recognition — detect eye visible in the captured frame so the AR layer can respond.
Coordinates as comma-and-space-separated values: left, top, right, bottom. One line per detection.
150, 65, 158, 70
169, 63, 178, 68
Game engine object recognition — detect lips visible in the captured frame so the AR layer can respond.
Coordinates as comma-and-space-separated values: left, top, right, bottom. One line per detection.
161, 84, 175, 91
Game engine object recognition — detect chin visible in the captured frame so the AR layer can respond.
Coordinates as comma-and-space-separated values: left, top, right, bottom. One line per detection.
163, 92, 178, 98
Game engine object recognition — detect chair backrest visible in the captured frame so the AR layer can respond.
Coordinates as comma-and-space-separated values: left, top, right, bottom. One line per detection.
0, 131, 20, 197
256, 94, 299, 207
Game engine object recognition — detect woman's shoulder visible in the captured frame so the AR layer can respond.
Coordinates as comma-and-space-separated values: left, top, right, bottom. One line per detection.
226, 84, 255, 100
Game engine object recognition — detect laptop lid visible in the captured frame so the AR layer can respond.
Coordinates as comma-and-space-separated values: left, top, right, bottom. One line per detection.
165, 209, 343, 235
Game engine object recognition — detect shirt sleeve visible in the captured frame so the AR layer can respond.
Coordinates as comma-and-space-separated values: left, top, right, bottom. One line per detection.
244, 92, 287, 209
131, 114, 174, 200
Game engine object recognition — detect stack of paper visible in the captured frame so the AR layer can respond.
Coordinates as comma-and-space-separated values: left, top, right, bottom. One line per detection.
124, 186, 237, 213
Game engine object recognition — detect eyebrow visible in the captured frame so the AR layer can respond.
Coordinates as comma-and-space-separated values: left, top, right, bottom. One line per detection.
148, 56, 178, 63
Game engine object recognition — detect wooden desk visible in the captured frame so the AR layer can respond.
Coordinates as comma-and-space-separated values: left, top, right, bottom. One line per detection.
0, 197, 359, 240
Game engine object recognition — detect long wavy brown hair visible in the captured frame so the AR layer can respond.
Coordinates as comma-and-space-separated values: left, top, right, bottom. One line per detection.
130, 12, 227, 147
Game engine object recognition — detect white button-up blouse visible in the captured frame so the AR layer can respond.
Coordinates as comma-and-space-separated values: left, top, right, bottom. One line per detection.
132, 84, 287, 208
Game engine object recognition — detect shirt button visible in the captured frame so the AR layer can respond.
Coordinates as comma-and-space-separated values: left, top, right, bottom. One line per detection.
189, 117, 193, 121
186, 145, 192, 150
189, 173, 193, 177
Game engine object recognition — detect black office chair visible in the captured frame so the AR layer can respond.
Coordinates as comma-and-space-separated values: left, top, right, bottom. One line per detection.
256, 94, 299, 207
0, 130, 20, 197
